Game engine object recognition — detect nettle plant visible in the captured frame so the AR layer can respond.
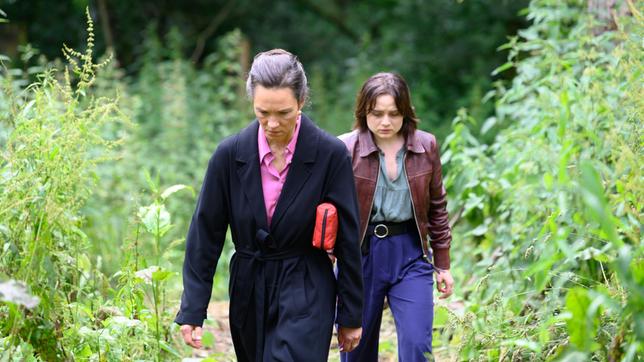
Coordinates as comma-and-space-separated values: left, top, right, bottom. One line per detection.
123, 177, 194, 360
0, 8, 121, 360
0, 9, 189, 361
441, 1, 642, 361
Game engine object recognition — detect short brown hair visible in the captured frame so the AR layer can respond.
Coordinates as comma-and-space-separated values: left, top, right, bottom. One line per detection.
354, 72, 419, 137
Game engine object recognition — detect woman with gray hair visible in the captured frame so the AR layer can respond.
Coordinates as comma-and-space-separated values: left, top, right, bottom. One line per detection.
175, 49, 364, 361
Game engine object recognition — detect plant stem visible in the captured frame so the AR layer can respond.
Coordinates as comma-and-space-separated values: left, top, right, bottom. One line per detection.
152, 280, 161, 361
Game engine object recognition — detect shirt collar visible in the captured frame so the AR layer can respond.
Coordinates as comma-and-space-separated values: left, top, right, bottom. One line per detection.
258, 114, 302, 163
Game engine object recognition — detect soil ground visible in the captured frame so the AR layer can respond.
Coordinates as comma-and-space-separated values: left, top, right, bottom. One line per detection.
182, 300, 459, 362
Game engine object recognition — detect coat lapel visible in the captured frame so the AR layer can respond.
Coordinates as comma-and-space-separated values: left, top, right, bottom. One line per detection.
270, 115, 318, 229
235, 121, 269, 231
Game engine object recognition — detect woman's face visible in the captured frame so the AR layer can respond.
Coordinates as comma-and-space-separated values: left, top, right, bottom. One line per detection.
253, 85, 303, 145
366, 94, 404, 143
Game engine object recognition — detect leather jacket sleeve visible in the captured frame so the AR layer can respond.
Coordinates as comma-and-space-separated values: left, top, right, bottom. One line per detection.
427, 138, 452, 270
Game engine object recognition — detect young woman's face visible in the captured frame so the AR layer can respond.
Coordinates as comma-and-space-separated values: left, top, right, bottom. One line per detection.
253, 85, 303, 145
366, 94, 404, 142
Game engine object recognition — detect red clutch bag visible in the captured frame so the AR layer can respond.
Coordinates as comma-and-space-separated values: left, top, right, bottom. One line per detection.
312, 203, 337, 251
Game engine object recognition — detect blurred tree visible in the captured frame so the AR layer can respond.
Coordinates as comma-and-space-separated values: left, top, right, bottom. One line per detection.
0, 0, 528, 138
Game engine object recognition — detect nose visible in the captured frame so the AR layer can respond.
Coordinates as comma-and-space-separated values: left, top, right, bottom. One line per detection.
266, 117, 280, 129
381, 116, 392, 126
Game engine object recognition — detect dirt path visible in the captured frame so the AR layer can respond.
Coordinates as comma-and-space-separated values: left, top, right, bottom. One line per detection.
186, 300, 459, 361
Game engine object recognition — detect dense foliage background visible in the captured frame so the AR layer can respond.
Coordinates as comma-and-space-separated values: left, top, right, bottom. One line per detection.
0, 0, 641, 361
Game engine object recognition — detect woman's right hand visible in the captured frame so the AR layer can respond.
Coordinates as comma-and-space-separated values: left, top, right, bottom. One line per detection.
436, 269, 454, 299
180, 324, 203, 349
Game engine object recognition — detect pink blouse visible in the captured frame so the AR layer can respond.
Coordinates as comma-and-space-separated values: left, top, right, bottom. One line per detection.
257, 116, 301, 225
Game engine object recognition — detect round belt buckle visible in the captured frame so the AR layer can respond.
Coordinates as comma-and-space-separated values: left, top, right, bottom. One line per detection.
374, 224, 389, 238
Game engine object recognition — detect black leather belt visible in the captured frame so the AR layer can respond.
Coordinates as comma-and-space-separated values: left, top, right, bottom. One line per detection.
366, 220, 416, 239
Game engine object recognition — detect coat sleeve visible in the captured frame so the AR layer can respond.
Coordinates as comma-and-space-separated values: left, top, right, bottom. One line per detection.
175, 146, 230, 326
325, 146, 363, 328
427, 137, 452, 270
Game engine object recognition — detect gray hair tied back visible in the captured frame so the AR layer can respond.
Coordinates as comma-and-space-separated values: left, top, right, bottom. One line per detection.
245, 48, 309, 104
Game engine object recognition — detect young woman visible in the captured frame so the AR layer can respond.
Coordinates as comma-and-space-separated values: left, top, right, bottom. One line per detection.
340, 72, 454, 361
175, 49, 363, 361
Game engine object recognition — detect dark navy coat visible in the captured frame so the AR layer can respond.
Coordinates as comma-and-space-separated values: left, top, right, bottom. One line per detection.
175, 115, 363, 361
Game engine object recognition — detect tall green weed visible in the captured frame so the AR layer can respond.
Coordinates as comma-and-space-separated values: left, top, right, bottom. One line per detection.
83, 27, 247, 285
0, 9, 232, 360
442, 1, 642, 360
0, 9, 125, 360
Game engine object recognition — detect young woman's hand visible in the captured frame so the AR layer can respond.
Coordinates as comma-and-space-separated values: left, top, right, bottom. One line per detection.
435, 269, 454, 299
180, 324, 203, 348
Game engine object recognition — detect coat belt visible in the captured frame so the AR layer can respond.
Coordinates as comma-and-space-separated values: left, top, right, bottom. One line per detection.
233, 229, 309, 361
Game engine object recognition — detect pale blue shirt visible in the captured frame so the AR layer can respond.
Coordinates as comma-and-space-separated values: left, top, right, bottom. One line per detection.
370, 147, 413, 223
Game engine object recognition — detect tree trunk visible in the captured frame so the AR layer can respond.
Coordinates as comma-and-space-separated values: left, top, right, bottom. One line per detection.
190, 0, 236, 64
96, 0, 115, 57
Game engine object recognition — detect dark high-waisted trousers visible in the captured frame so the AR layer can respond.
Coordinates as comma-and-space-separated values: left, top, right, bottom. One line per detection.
341, 231, 434, 362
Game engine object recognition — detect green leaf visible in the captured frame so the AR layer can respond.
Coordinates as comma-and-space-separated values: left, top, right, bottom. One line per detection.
159, 340, 181, 358
501, 339, 541, 353
481, 117, 497, 134
542, 172, 553, 190
565, 288, 590, 349
463, 193, 484, 215
470, 223, 487, 236
137, 203, 172, 236
492, 61, 513, 76
579, 162, 621, 247
433, 306, 449, 327
143, 169, 159, 194
151, 268, 172, 282
565, 287, 601, 352
77, 343, 93, 358
201, 331, 215, 348
558, 351, 589, 362
160, 184, 193, 200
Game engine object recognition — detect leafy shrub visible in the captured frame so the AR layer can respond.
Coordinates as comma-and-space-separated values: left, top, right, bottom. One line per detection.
83, 27, 247, 287
0, 10, 224, 360
0, 9, 126, 360
442, 1, 642, 360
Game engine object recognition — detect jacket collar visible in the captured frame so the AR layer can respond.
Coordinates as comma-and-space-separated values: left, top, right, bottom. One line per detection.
235, 114, 318, 230
357, 128, 425, 158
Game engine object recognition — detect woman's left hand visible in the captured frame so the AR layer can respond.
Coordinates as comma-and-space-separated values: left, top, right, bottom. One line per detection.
435, 269, 454, 299
338, 326, 362, 352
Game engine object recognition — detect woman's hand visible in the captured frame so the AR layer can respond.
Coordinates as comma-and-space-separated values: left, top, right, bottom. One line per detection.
180, 324, 203, 349
338, 326, 362, 353
435, 269, 454, 299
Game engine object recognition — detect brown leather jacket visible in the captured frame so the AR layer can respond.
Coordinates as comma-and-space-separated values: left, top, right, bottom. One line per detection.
339, 129, 452, 269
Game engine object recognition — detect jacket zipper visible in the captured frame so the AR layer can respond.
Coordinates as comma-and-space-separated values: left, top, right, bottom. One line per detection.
403, 152, 431, 263
321, 209, 328, 249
